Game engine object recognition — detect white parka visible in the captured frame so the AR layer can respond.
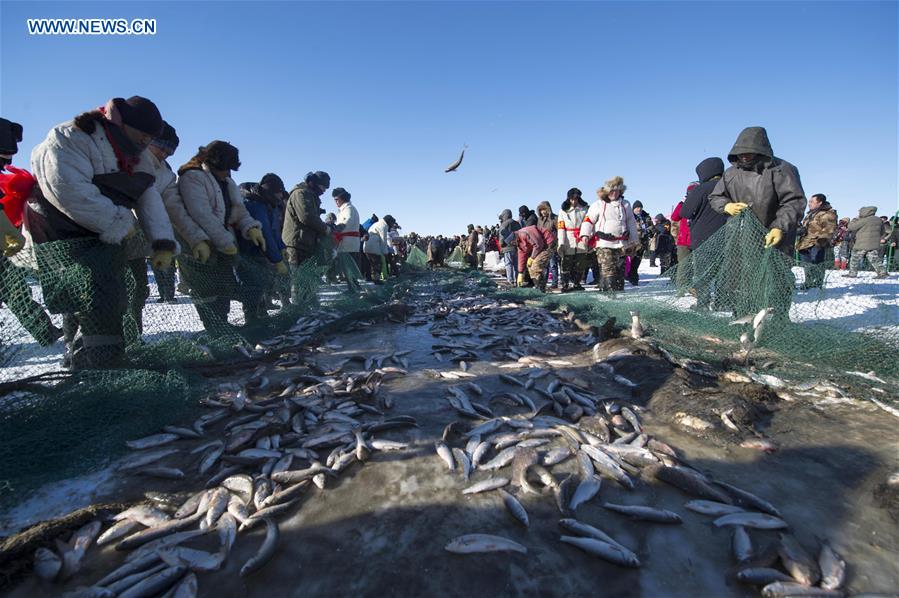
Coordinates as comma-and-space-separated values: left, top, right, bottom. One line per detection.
364, 219, 389, 255
30, 120, 175, 247
557, 200, 589, 255
177, 164, 260, 252
335, 201, 360, 253
579, 198, 639, 250
149, 152, 208, 252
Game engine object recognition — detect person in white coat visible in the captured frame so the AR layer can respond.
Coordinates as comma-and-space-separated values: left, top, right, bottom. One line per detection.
578, 176, 639, 291
146, 122, 185, 304
557, 188, 590, 292
364, 214, 392, 284
175, 140, 265, 333
332, 187, 362, 291
26, 96, 176, 367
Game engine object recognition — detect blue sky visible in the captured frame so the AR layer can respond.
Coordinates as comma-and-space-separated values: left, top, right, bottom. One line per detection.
2, 1, 896, 235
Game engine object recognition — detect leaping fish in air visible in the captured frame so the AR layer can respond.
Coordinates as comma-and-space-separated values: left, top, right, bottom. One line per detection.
445, 145, 468, 173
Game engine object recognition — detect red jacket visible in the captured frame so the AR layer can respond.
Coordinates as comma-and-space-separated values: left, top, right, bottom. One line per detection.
516, 225, 553, 272
670, 201, 691, 248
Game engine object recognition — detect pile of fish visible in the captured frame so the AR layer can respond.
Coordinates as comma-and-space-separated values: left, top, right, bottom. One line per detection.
435, 374, 848, 595
30, 356, 417, 597
20, 278, 856, 597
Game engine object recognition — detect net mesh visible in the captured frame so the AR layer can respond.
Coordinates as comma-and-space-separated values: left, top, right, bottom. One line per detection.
493, 211, 899, 394
0, 238, 385, 508
404, 246, 429, 270
1, 213, 896, 509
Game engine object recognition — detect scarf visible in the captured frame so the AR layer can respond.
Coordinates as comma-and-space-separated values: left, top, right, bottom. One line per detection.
101, 119, 142, 175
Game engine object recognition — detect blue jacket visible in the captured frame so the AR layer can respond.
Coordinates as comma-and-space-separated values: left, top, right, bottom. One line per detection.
238, 182, 285, 263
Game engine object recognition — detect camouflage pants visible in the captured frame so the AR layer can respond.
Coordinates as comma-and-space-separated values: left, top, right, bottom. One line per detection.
848, 249, 885, 275
527, 250, 551, 290
596, 247, 626, 291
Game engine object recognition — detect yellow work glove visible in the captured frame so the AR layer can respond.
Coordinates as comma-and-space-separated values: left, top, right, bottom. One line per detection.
192, 241, 211, 264
247, 227, 266, 252
221, 245, 239, 256
274, 261, 288, 275
151, 249, 174, 270
0, 212, 25, 257
723, 202, 749, 216
526, 256, 534, 268
764, 228, 783, 248
517, 273, 525, 287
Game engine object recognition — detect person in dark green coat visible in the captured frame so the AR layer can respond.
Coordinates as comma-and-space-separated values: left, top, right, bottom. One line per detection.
282, 171, 330, 266
709, 126, 807, 253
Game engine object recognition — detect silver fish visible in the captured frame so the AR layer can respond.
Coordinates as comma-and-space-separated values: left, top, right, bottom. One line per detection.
602, 503, 682, 524
445, 533, 526, 554
558, 518, 627, 551
736, 568, 794, 585
713, 480, 781, 516
240, 518, 279, 577
217, 513, 237, 555
777, 533, 820, 586
117, 565, 186, 598
462, 477, 510, 494
119, 448, 179, 471
714, 512, 788, 530
98, 519, 142, 546
684, 500, 747, 517
479, 446, 519, 471
370, 439, 408, 451
559, 535, 640, 568
541, 447, 572, 467
158, 546, 225, 572
58, 520, 102, 580
453, 448, 472, 480
818, 540, 845, 590
435, 440, 455, 471
33, 547, 61, 581
569, 477, 602, 511
104, 563, 168, 594
126, 433, 179, 450
174, 490, 208, 519
733, 525, 753, 562
499, 490, 529, 527
760, 582, 842, 598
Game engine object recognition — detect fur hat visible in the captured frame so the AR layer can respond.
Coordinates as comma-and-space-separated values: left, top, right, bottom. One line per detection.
202, 140, 240, 171
332, 187, 351, 202
598, 176, 626, 200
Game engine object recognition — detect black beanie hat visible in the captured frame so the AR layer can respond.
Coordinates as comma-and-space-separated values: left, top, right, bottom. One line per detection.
0, 118, 24, 155
632, 200, 643, 209
260, 173, 285, 194
113, 96, 163, 137
567, 187, 582, 199
332, 187, 351, 202
203, 140, 240, 171
518, 205, 529, 216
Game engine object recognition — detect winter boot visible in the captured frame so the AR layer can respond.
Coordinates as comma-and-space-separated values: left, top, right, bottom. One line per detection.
833, 259, 840, 270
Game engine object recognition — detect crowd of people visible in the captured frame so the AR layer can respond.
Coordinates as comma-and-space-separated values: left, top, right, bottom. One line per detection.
440, 127, 897, 296
1, 105, 896, 370
0, 97, 409, 369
